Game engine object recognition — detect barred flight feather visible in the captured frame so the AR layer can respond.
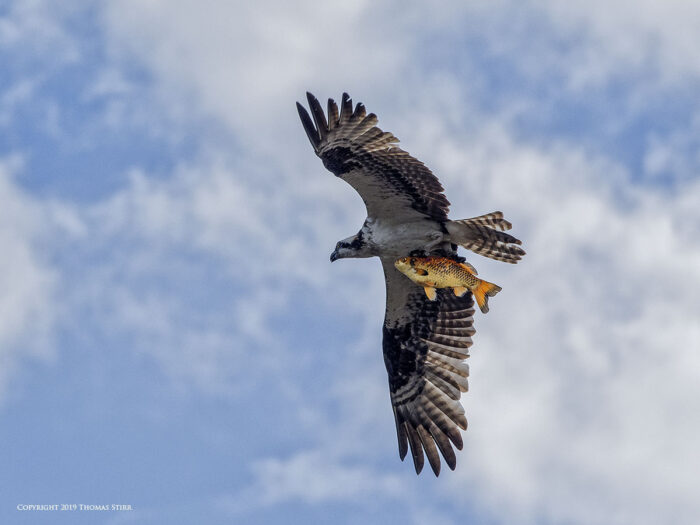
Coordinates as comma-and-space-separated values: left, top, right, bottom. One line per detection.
426, 363, 469, 393
424, 370, 462, 400
327, 98, 339, 130
426, 354, 470, 378
404, 418, 425, 473
415, 402, 457, 470
425, 342, 471, 361
431, 336, 473, 351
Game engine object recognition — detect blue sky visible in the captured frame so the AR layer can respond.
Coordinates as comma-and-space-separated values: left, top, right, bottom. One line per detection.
2, 2, 700, 524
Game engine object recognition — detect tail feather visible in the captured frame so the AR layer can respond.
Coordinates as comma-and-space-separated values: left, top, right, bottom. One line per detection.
472, 279, 502, 314
460, 211, 512, 231
446, 212, 525, 264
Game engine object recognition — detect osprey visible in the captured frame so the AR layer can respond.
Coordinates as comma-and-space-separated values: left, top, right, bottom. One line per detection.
297, 92, 524, 476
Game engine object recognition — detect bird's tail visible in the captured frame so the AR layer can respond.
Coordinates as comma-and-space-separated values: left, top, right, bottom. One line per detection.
445, 212, 525, 264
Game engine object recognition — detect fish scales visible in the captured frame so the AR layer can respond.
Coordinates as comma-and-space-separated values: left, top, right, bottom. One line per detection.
394, 256, 502, 314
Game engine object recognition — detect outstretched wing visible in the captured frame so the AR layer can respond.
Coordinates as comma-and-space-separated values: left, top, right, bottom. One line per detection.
381, 257, 474, 476
297, 92, 450, 222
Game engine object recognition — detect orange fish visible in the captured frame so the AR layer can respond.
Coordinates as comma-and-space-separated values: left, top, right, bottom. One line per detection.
394, 256, 502, 313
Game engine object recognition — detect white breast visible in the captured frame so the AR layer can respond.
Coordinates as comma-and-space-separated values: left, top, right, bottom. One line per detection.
366, 218, 444, 257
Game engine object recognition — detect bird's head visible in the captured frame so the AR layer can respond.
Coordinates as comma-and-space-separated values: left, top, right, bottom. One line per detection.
330, 233, 369, 262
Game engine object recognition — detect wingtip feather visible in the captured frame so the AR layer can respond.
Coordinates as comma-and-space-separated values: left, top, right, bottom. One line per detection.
393, 407, 409, 461
306, 92, 328, 140
296, 101, 320, 149
352, 102, 366, 119
417, 425, 442, 476
405, 422, 425, 475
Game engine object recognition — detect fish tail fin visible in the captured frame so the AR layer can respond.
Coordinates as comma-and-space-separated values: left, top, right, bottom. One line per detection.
473, 279, 502, 314
445, 212, 525, 264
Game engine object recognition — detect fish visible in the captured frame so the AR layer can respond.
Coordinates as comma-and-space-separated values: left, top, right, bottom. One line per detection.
394, 256, 502, 313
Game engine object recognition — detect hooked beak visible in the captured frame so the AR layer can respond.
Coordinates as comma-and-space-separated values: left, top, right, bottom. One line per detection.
330, 249, 339, 263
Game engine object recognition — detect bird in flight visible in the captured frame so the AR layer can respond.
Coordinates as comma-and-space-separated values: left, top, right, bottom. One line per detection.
296, 92, 524, 476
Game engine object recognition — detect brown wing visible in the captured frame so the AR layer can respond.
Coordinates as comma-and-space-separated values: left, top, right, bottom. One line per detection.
381, 257, 475, 476
297, 92, 450, 222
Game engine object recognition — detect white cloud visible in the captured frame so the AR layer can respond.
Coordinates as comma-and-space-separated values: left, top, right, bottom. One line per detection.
0, 156, 57, 402
100, 0, 412, 152
233, 450, 404, 508
54, 153, 373, 397
440, 1, 700, 93
536, 0, 700, 85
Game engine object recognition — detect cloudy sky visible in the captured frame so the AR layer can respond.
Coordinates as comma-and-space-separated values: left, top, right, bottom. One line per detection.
2, 1, 700, 524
